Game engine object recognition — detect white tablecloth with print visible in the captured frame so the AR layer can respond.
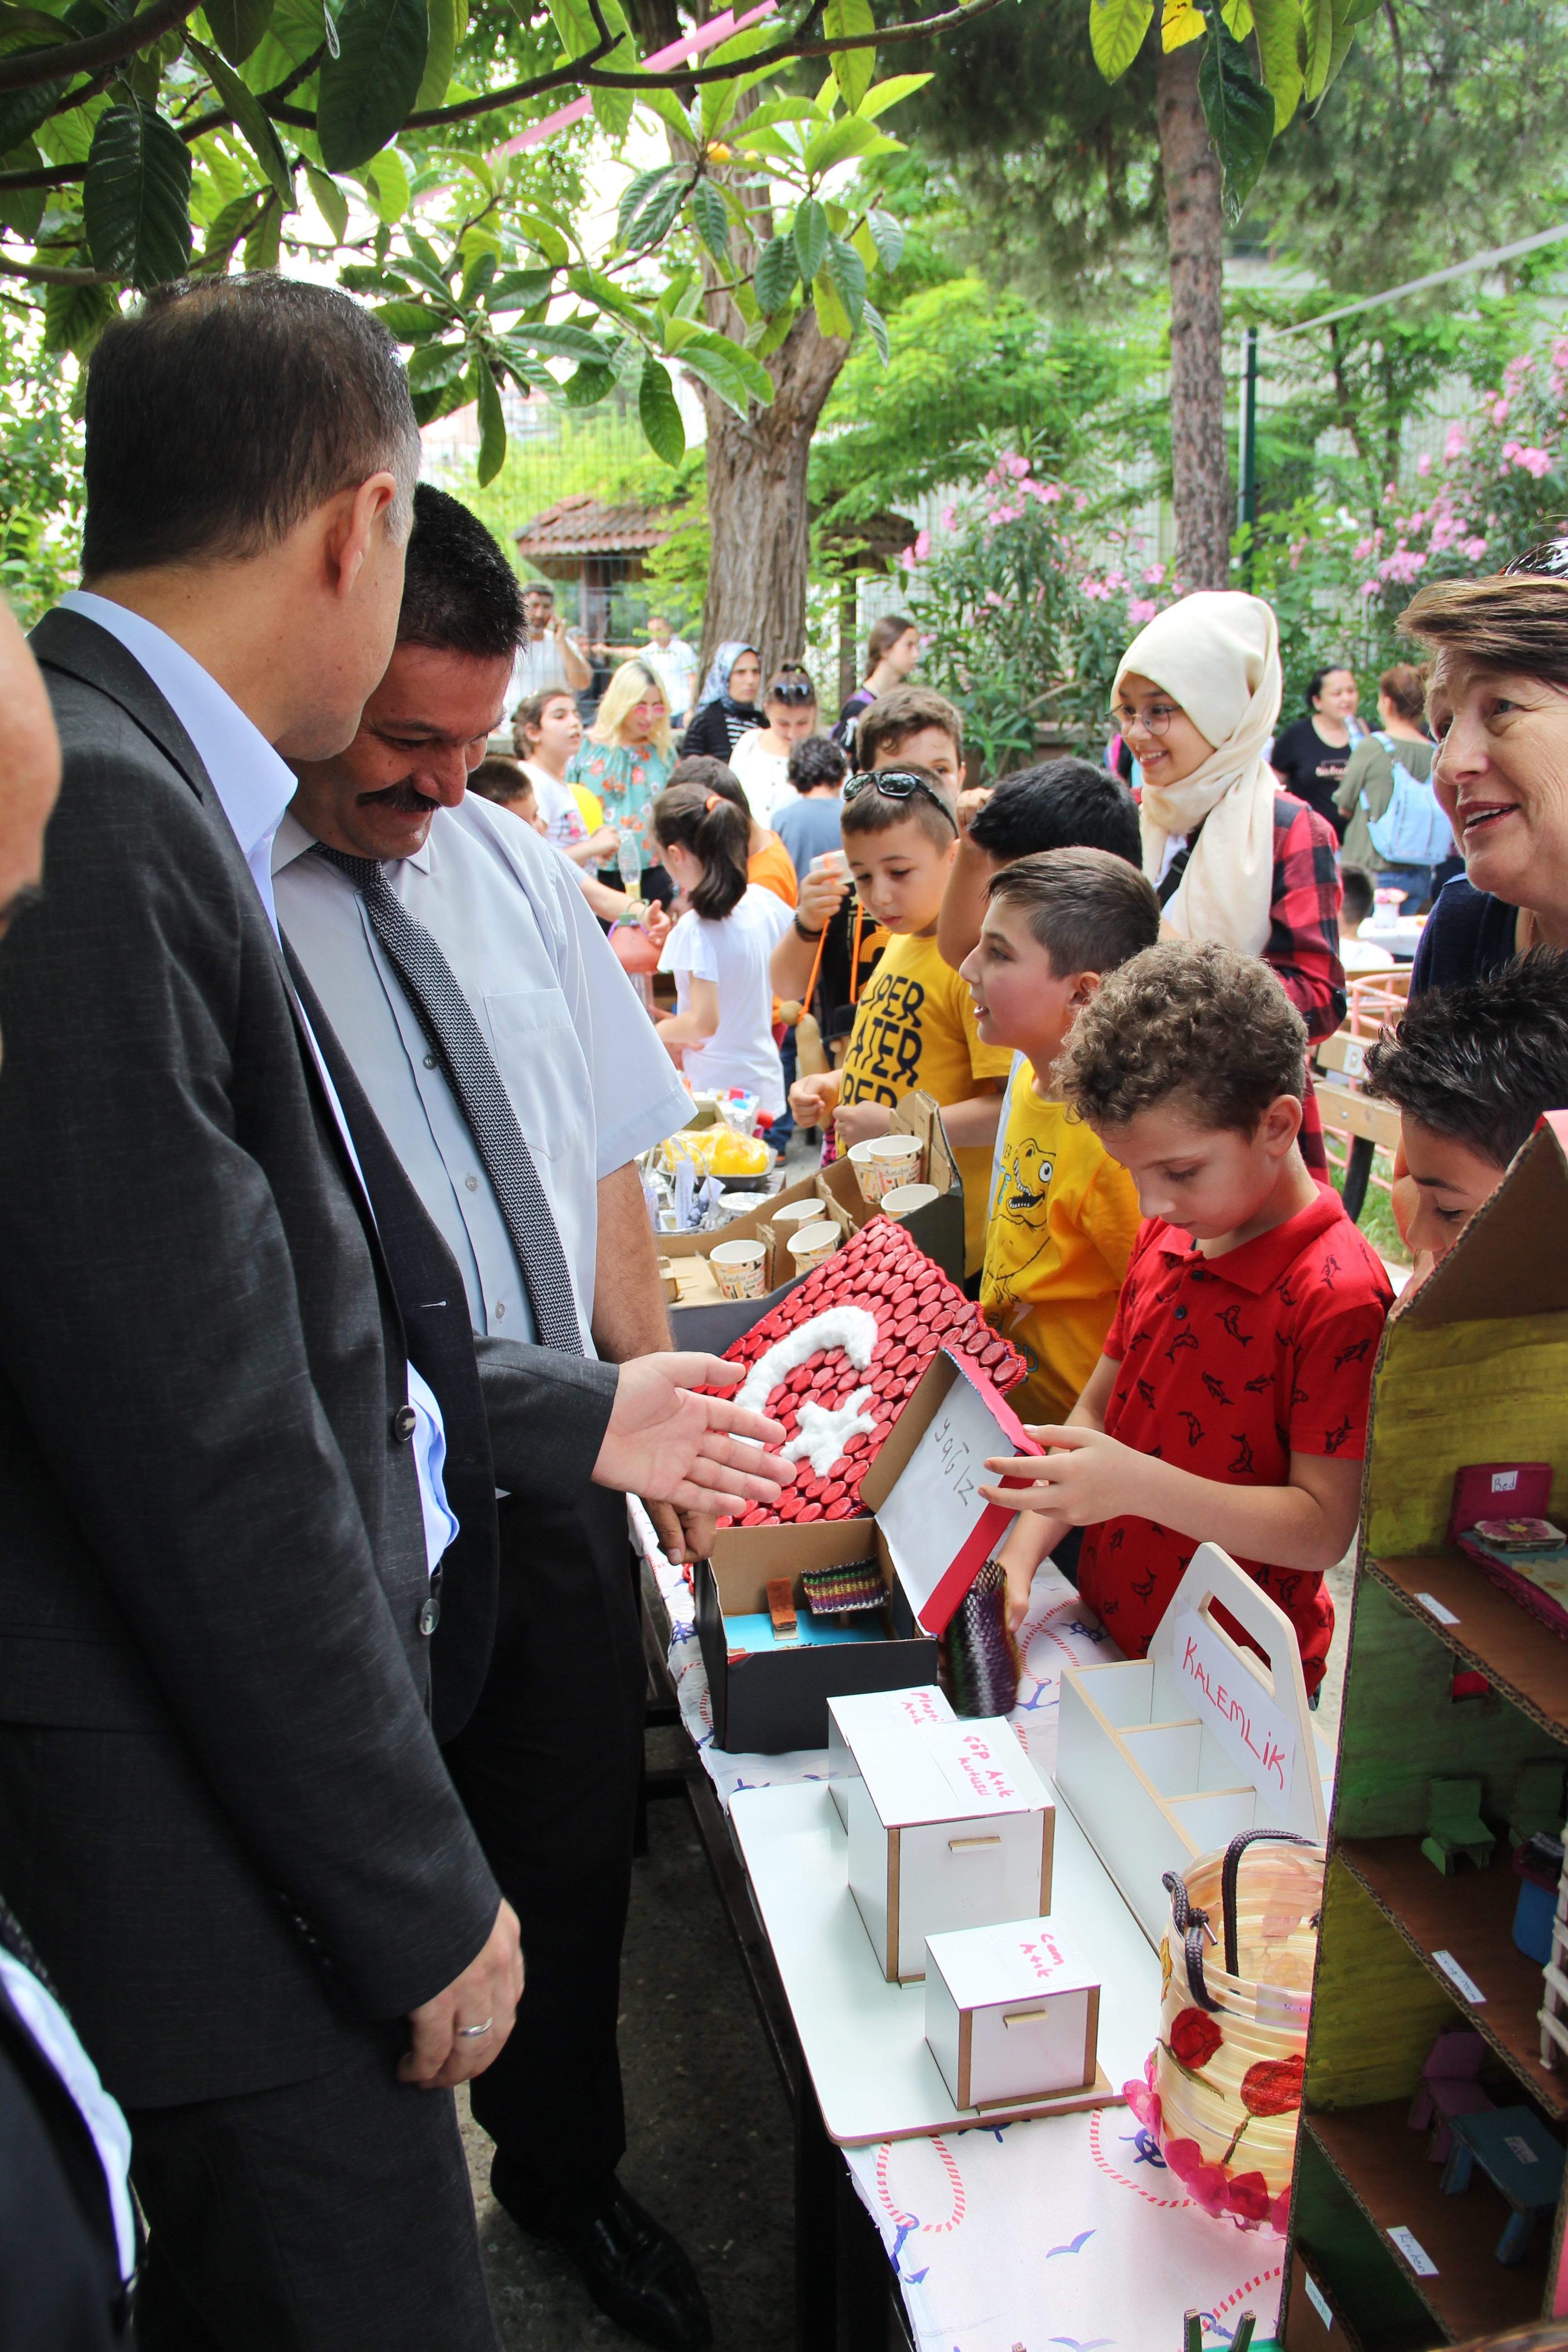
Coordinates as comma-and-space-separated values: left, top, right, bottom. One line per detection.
629, 1502, 1285, 2351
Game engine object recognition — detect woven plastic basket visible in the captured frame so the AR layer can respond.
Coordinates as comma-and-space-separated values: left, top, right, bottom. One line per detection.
1124, 1828, 1324, 2233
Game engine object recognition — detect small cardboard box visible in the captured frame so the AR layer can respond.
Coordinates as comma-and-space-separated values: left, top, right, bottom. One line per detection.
695, 1339, 1042, 1753
1055, 1543, 1333, 1950
828, 1686, 1055, 1981
923, 1916, 1100, 2109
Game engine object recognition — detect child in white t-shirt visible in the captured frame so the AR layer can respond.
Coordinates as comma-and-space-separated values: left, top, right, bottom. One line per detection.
652, 779, 794, 1115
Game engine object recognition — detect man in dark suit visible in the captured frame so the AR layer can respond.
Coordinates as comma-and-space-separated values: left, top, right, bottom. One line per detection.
0, 276, 786, 2352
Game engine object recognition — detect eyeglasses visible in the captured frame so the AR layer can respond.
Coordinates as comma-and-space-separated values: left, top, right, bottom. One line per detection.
1112, 698, 1182, 737
841, 768, 959, 832
768, 678, 817, 705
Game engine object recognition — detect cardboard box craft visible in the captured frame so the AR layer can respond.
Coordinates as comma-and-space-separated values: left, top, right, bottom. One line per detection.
924, 1917, 1101, 2109
828, 1686, 1055, 1982
1054, 1542, 1333, 1951
694, 1336, 1044, 1753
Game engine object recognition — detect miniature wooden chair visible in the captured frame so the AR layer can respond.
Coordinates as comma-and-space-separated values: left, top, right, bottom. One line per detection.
1422, 1777, 1497, 1875
1407, 2029, 1495, 2162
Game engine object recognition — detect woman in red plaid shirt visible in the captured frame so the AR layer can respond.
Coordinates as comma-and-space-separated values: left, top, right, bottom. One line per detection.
1110, 593, 1346, 1174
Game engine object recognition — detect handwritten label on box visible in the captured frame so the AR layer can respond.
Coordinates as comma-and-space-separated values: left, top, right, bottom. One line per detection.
1387, 2226, 1438, 2278
1432, 1948, 1487, 2005
1303, 2270, 1333, 2330
1416, 1592, 1460, 1626
1170, 1602, 1295, 1807
875, 1357, 1033, 1634
917, 1721, 1026, 1814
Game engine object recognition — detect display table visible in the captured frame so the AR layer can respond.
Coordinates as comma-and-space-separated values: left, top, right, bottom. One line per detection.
631, 1502, 1287, 2351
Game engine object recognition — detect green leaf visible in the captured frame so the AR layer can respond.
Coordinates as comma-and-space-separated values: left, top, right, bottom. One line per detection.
475, 356, 505, 485
1299, 0, 1333, 99
490, 333, 559, 395
1220, 0, 1252, 29
824, 229, 864, 332
861, 295, 888, 363
866, 204, 902, 273
190, 183, 266, 272
724, 94, 816, 136
1196, 0, 1274, 224
0, 78, 68, 157
823, 0, 874, 112
83, 101, 192, 287
412, 0, 453, 107
1319, 0, 1360, 94
616, 163, 672, 245
1250, 0, 1303, 130
459, 242, 495, 301
812, 267, 852, 342
0, 141, 44, 239
691, 176, 728, 262
637, 355, 684, 465
754, 233, 797, 314
200, 0, 274, 64
793, 195, 827, 285
373, 296, 441, 336
801, 113, 887, 176
304, 158, 348, 239
316, 0, 428, 172
563, 358, 615, 407
240, 0, 329, 84
243, 186, 281, 267
1088, 0, 1153, 80
485, 266, 554, 311
359, 144, 408, 222
43, 269, 117, 356
502, 318, 605, 363
854, 71, 930, 119
589, 66, 635, 141
633, 83, 692, 143
188, 37, 293, 204
623, 167, 688, 254
406, 337, 467, 388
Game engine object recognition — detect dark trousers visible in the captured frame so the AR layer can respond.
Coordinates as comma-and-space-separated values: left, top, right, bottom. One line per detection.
127, 2029, 495, 2352
441, 1485, 645, 2232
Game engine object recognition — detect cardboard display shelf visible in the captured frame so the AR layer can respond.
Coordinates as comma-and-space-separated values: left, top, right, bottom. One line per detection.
1304, 2103, 1549, 2345
1336, 1835, 1568, 2125
1368, 1556, 1568, 1742
729, 1777, 1145, 2145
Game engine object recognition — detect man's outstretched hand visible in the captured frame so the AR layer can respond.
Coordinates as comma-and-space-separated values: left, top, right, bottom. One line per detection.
592, 1353, 794, 1521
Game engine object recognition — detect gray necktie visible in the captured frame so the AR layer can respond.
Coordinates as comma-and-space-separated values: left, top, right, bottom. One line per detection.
311, 843, 583, 1355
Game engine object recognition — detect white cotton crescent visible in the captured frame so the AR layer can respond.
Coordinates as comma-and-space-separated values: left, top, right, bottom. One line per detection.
734, 1303, 880, 1416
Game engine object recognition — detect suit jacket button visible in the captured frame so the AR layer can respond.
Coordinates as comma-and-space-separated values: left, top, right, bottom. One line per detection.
419, 1595, 441, 1636
391, 1405, 418, 1443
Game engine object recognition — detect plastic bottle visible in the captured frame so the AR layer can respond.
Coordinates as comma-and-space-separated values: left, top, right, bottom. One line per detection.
617, 823, 643, 899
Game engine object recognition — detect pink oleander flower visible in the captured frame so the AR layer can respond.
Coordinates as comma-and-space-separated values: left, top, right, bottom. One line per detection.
1520, 446, 1553, 479
984, 588, 1004, 607
1003, 452, 1030, 478
1416, 453, 1432, 476
1465, 536, 1489, 559
1127, 597, 1158, 623
1552, 336, 1568, 372
1142, 561, 1166, 584
1041, 482, 1063, 504
1074, 492, 1089, 512
983, 467, 1000, 490
1352, 535, 1374, 560
898, 545, 916, 572
1104, 570, 1127, 591
991, 504, 1020, 525
1358, 579, 1378, 599
1445, 422, 1467, 461
1493, 399, 1511, 426
940, 503, 956, 531
912, 528, 930, 559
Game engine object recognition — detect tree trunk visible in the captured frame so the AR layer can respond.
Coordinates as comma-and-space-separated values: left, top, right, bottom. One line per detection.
1156, 39, 1231, 592
695, 304, 846, 678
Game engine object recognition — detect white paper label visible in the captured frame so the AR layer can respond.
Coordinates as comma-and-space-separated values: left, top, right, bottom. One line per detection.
1387, 2226, 1438, 2277
1341, 1039, 1366, 1079
1170, 1602, 1295, 1805
1416, 1592, 1459, 1626
1505, 2134, 1539, 2165
875, 1371, 1012, 1619
917, 1721, 1025, 1813
1432, 1948, 1487, 2004
1303, 2270, 1333, 2330
1493, 1469, 1520, 1493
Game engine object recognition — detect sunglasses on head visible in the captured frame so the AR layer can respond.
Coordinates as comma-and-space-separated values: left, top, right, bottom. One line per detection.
841, 768, 959, 832
768, 678, 817, 705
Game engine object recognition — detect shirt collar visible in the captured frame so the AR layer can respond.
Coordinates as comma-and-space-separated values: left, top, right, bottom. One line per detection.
272, 808, 435, 878
62, 589, 296, 939
1155, 1185, 1346, 1295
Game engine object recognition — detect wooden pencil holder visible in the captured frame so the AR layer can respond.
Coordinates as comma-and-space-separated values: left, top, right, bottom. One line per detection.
1125, 1828, 1325, 2235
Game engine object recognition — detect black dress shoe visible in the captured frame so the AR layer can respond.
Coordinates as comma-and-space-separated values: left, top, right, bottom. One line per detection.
489, 2159, 713, 2351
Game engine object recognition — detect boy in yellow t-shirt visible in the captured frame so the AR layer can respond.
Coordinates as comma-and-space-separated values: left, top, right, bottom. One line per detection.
783, 766, 1012, 1274
960, 848, 1161, 1422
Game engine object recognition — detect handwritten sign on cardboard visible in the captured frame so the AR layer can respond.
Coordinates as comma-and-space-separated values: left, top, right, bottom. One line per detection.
875, 1349, 1043, 1635
1170, 1600, 1297, 1809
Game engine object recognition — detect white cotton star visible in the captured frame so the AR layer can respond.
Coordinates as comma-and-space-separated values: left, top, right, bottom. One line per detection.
782, 1387, 877, 1478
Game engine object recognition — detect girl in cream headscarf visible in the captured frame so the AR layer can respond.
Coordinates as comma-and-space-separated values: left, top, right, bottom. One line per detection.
1111, 590, 1347, 1173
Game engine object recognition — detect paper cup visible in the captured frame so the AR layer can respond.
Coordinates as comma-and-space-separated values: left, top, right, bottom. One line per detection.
846, 1138, 884, 1204
879, 1181, 940, 1220
787, 1220, 841, 1274
771, 1197, 827, 1231
869, 1134, 923, 1192
710, 1238, 768, 1300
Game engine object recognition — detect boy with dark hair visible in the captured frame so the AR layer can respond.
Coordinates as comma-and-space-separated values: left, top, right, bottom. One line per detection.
962, 850, 1161, 1445
781, 766, 1013, 1274
938, 756, 1141, 970
775, 735, 848, 877
981, 940, 1392, 1693
855, 683, 965, 792
1365, 948, 1568, 1270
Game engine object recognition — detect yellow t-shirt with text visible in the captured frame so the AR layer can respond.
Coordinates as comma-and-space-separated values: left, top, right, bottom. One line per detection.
836, 931, 1013, 1274
980, 1063, 1143, 1426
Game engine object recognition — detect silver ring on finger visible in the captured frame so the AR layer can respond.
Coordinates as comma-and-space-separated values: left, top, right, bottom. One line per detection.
456, 2017, 494, 2038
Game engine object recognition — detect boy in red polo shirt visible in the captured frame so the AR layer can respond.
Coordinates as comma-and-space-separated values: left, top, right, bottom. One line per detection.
982, 940, 1392, 1695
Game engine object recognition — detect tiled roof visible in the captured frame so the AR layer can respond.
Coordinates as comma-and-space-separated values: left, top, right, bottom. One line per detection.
513, 493, 674, 558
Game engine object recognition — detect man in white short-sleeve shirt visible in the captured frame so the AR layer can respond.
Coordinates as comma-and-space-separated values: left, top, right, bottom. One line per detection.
276, 488, 715, 2352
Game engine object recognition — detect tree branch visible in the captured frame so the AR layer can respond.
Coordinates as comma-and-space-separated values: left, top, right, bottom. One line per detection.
0, 0, 204, 93
183, 40, 325, 141
0, 248, 114, 281
570, 0, 1007, 88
